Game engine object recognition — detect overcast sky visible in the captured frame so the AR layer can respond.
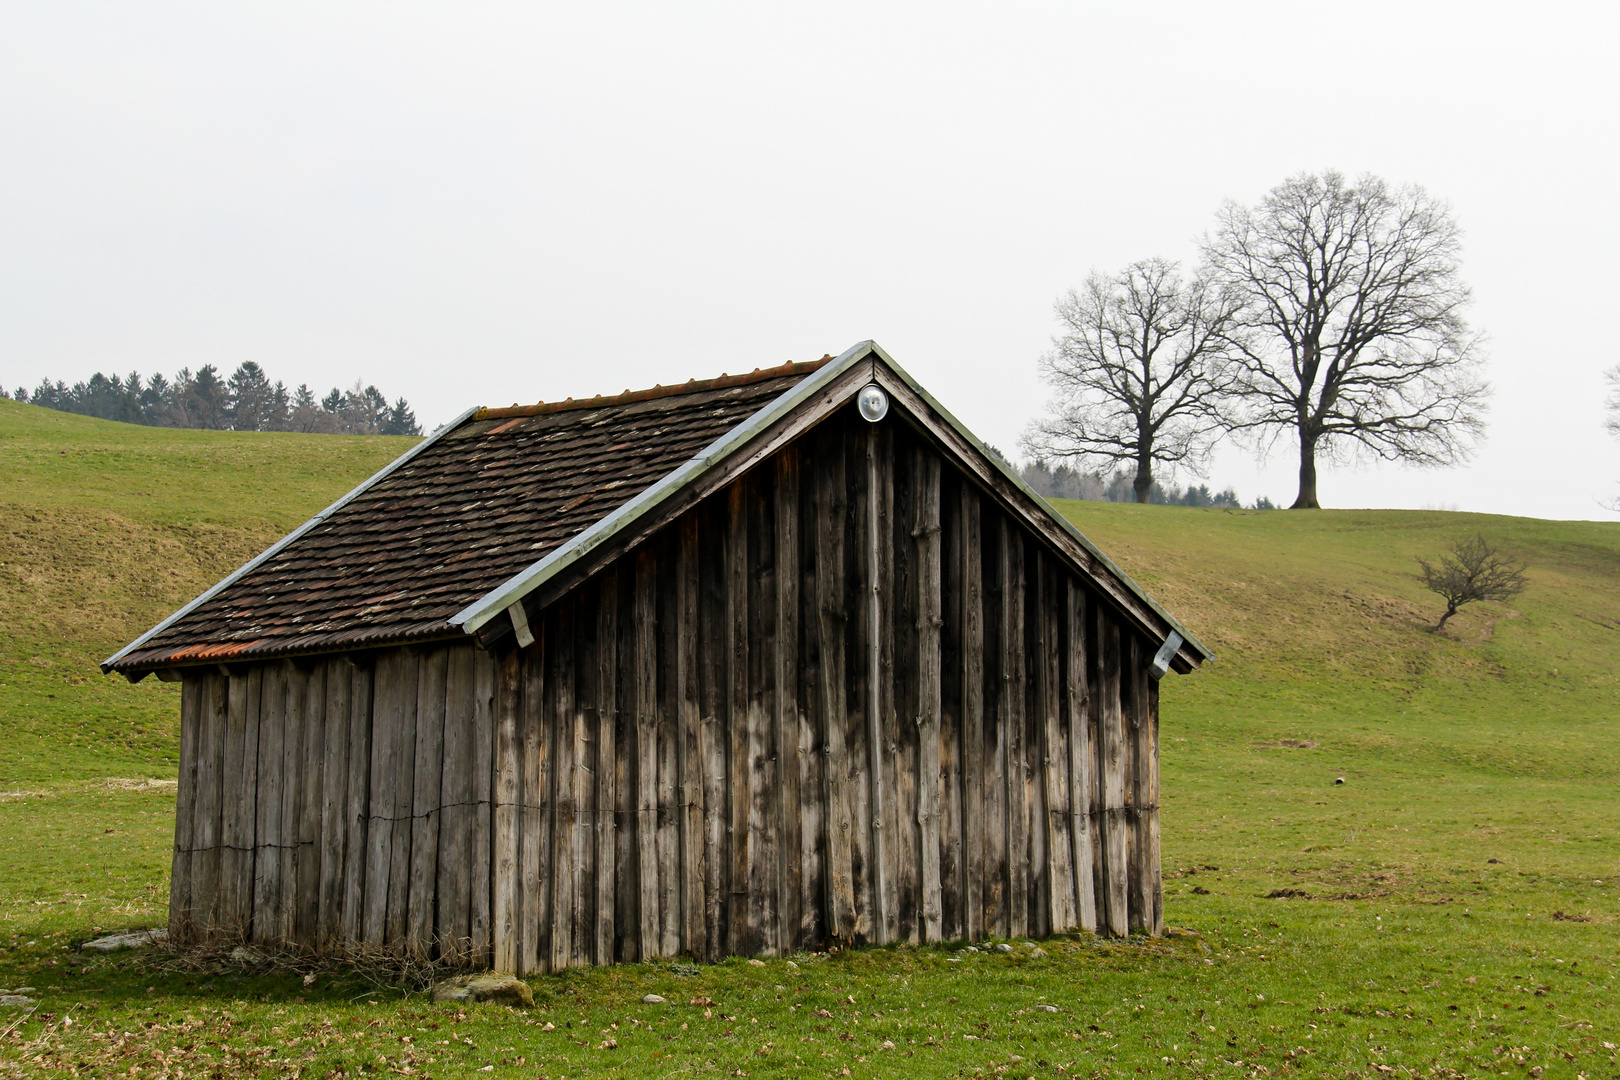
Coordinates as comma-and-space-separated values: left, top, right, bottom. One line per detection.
2, 2, 1616, 518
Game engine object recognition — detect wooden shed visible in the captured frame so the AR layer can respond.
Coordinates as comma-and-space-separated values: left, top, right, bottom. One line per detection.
105, 341, 1210, 973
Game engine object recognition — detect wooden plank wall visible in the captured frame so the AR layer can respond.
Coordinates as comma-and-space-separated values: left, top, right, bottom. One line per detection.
171, 646, 499, 955
167, 406, 1165, 964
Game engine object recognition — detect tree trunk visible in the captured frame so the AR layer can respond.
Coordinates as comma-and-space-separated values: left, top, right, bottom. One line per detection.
1133, 454, 1152, 504
1433, 604, 1459, 632
1290, 430, 1321, 509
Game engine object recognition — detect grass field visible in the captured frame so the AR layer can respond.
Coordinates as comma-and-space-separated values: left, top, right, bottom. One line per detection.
1, 396, 1616, 1079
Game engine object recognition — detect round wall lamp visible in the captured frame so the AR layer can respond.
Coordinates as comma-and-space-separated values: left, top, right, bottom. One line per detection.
857, 384, 889, 423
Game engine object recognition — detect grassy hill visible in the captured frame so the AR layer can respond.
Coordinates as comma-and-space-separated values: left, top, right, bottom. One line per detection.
1, 397, 1616, 1078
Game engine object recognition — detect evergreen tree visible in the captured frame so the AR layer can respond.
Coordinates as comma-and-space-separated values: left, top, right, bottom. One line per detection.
227, 362, 275, 431
381, 397, 421, 436
188, 365, 229, 429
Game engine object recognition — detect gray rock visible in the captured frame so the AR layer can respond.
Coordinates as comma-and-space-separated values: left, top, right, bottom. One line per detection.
229, 945, 266, 965
994, 943, 1014, 954
1027, 947, 1047, 958
432, 975, 534, 1008
81, 929, 168, 952
0, 995, 35, 1008
642, 994, 667, 1004
1035, 1004, 1059, 1013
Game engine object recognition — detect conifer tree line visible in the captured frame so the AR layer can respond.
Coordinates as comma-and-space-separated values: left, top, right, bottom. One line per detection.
1, 361, 421, 435
1017, 460, 1268, 509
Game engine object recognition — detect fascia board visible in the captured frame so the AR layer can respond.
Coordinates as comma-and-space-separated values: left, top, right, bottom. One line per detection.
864, 342, 1214, 664
100, 406, 483, 674
448, 340, 879, 636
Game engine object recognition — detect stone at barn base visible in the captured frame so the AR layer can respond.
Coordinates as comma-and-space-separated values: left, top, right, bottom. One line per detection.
433, 975, 534, 1008
81, 929, 168, 953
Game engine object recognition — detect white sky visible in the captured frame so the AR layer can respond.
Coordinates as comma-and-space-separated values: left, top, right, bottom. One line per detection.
2, 2, 1616, 518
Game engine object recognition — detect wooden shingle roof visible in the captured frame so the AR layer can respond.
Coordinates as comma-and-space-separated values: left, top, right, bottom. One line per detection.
105, 360, 827, 674
107, 341, 1212, 678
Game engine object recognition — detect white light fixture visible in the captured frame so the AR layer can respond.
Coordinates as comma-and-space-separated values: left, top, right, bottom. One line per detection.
856, 383, 889, 422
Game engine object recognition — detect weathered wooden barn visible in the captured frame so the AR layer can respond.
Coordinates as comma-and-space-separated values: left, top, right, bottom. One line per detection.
105, 341, 1210, 973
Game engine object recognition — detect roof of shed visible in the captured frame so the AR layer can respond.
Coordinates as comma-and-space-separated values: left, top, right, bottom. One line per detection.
105, 360, 828, 673
106, 341, 1213, 677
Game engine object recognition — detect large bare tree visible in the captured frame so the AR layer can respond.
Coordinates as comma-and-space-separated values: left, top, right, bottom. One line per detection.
1022, 258, 1243, 503
1203, 170, 1489, 509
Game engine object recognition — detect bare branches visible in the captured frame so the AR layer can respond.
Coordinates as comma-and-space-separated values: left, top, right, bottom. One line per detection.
1415, 533, 1528, 632
1605, 363, 1620, 440
1022, 257, 1243, 503
1202, 170, 1490, 508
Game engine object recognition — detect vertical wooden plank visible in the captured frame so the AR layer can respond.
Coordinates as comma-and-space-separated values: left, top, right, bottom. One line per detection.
937, 479, 964, 943
723, 483, 753, 956
698, 515, 729, 962
318, 661, 349, 949
982, 518, 1007, 939
295, 663, 324, 947
815, 431, 855, 945
960, 487, 985, 943
190, 672, 228, 940
1067, 582, 1098, 932
492, 648, 522, 972
549, 611, 577, 970
169, 676, 202, 944
224, 666, 262, 940
572, 598, 594, 969
773, 450, 802, 952
616, 574, 638, 964
438, 646, 475, 962
745, 477, 778, 956
1146, 675, 1164, 936
521, 626, 551, 975
252, 664, 286, 943
1039, 560, 1075, 934
1003, 523, 1028, 940
797, 452, 825, 951
595, 574, 620, 965
863, 422, 892, 946
676, 518, 704, 958
1127, 637, 1158, 935
634, 548, 661, 959
408, 647, 448, 959
274, 663, 304, 944
362, 655, 396, 948
1099, 616, 1129, 937
914, 450, 943, 944
884, 427, 914, 945
657, 559, 683, 959
341, 662, 373, 948
386, 650, 420, 951
470, 648, 497, 967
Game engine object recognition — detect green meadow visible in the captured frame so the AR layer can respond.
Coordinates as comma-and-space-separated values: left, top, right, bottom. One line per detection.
1, 395, 1615, 1078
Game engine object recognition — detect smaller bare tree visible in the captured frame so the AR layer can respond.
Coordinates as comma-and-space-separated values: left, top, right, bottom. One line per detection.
1023, 258, 1244, 503
1605, 363, 1620, 439
1415, 533, 1528, 632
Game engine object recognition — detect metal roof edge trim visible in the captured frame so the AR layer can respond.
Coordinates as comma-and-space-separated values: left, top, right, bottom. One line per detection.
449, 341, 878, 635
865, 342, 1213, 664
100, 405, 484, 674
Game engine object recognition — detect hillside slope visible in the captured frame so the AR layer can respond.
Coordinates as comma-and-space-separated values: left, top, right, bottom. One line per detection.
0, 397, 416, 781
3, 402, 1617, 1076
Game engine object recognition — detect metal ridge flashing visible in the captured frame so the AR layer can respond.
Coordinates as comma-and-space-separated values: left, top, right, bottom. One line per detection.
100, 406, 483, 674
449, 341, 878, 635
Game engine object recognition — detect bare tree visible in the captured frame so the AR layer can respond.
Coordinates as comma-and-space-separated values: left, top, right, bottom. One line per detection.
1203, 170, 1490, 509
1022, 258, 1243, 503
1606, 363, 1620, 439
1416, 533, 1527, 632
